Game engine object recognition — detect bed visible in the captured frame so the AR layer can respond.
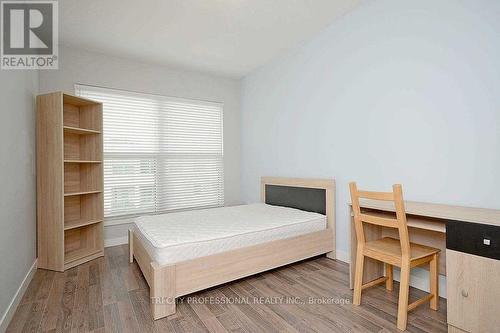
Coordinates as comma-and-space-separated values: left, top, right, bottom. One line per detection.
128, 177, 335, 319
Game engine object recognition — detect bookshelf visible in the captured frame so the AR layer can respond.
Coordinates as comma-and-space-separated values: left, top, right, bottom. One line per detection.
37, 92, 104, 271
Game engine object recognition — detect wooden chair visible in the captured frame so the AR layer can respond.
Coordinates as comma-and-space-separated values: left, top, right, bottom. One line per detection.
349, 182, 439, 331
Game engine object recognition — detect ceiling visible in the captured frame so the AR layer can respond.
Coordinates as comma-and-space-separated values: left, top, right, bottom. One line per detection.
60, 0, 361, 78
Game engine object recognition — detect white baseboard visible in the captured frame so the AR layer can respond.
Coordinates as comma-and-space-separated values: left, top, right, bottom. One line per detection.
393, 266, 447, 298
332, 249, 446, 298
0, 259, 37, 333
335, 249, 350, 264
104, 236, 128, 247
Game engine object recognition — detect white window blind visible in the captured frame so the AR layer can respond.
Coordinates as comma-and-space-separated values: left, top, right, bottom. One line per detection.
75, 84, 224, 219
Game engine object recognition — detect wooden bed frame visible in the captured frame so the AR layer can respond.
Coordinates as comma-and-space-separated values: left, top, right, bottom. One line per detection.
128, 177, 335, 320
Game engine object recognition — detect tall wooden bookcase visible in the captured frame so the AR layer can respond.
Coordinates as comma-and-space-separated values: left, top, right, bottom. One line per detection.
37, 92, 104, 271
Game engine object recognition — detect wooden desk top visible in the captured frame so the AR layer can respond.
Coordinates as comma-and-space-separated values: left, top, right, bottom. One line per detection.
351, 199, 500, 227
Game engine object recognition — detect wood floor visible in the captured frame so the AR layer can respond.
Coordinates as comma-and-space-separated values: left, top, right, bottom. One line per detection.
7, 245, 447, 333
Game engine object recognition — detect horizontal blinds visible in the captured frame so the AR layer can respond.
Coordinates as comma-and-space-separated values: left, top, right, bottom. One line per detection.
75, 84, 224, 219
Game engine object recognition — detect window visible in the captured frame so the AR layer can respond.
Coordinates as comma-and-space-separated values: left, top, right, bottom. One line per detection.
75, 84, 224, 219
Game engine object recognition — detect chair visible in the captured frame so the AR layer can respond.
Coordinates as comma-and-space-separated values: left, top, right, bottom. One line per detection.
349, 182, 439, 331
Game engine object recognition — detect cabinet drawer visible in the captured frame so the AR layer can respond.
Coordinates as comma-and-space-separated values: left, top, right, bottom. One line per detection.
446, 250, 500, 332
446, 220, 500, 260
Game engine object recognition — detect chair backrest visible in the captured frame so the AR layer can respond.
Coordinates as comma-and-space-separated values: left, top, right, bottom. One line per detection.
349, 182, 410, 258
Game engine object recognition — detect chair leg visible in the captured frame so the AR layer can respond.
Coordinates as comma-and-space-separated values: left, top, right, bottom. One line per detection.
397, 262, 411, 331
353, 248, 365, 306
430, 254, 439, 310
385, 263, 393, 291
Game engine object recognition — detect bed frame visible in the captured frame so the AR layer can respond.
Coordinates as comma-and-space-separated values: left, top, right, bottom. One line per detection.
128, 177, 335, 320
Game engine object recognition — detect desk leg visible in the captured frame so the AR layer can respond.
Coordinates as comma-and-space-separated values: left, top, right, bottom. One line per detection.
349, 211, 384, 289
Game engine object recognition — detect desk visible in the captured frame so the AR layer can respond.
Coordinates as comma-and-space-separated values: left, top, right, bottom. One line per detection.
349, 199, 500, 332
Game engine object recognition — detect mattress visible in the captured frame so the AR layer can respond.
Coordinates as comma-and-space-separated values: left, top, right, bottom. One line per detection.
133, 203, 327, 265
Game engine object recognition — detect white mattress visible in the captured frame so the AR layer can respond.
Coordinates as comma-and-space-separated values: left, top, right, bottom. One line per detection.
133, 203, 327, 265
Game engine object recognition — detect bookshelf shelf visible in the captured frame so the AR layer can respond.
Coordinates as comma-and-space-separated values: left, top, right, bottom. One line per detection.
64, 160, 102, 164
64, 190, 102, 197
63, 126, 101, 135
64, 218, 103, 231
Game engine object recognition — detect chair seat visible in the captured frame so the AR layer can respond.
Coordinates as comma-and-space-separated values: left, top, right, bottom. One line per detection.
363, 237, 440, 266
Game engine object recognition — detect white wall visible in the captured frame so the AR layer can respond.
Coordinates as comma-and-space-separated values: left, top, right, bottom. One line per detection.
241, 0, 500, 263
40, 45, 241, 242
0, 70, 38, 330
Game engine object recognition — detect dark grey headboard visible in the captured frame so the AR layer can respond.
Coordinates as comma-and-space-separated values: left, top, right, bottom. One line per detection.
265, 184, 326, 215
260, 177, 335, 224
